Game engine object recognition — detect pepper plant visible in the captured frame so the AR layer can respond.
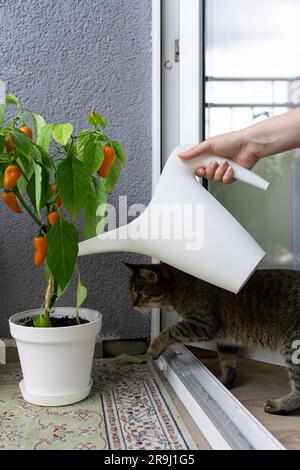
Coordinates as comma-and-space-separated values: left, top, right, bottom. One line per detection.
0, 93, 125, 327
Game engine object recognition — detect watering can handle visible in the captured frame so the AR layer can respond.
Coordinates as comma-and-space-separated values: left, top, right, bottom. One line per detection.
178, 144, 269, 191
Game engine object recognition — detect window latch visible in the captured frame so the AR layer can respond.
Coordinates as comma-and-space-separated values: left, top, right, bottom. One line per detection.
175, 39, 180, 63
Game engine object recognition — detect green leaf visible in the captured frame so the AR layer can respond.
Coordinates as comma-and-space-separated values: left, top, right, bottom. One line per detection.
0, 133, 5, 153
31, 144, 42, 163
56, 156, 90, 220
105, 158, 122, 193
6, 93, 19, 106
88, 111, 107, 130
65, 141, 78, 159
111, 141, 126, 165
96, 132, 109, 142
77, 131, 93, 160
83, 177, 107, 239
0, 104, 4, 126
32, 160, 42, 212
45, 259, 69, 300
76, 277, 87, 311
17, 175, 27, 194
35, 145, 52, 171
56, 279, 71, 300
36, 124, 53, 152
52, 123, 73, 146
32, 113, 46, 139
33, 315, 51, 328
17, 153, 32, 178
93, 175, 107, 202
11, 129, 32, 157
84, 191, 107, 238
47, 218, 79, 292
78, 130, 95, 137
27, 163, 49, 212
83, 190, 99, 239
83, 135, 104, 175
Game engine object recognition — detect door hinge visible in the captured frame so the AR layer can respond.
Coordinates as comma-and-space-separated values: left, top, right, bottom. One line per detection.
175, 39, 180, 63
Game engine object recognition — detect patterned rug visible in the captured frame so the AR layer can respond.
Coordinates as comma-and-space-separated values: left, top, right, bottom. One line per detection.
0, 359, 197, 450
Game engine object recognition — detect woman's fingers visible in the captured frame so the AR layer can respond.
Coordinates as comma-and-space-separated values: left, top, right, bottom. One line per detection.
223, 166, 235, 184
195, 161, 235, 184
203, 161, 219, 180
195, 168, 206, 177
214, 160, 229, 182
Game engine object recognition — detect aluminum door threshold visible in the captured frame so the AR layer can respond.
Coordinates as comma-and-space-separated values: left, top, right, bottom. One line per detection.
157, 345, 285, 450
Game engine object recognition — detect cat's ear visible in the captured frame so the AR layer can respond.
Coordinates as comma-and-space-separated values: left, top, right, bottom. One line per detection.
139, 268, 158, 283
123, 262, 139, 273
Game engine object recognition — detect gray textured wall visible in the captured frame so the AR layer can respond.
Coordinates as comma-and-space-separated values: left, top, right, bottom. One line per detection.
0, 0, 152, 338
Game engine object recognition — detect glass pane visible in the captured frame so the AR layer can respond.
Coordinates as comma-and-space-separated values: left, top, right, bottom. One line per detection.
205, 0, 300, 269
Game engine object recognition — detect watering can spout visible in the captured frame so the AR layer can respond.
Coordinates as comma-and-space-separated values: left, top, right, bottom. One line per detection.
78, 224, 136, 257
78, 144, 269, 293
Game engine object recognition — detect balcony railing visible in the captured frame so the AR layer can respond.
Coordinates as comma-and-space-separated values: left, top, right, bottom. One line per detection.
205, 76, 299, 133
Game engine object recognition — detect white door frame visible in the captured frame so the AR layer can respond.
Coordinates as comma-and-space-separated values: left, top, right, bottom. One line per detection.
151, 0, 162, 341
179, 0, 203, 145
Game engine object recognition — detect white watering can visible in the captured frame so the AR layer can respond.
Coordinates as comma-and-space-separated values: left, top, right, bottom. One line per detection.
78, 144, 269, 293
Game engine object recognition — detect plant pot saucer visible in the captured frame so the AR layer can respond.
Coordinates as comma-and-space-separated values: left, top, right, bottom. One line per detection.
19, 378, 93, 407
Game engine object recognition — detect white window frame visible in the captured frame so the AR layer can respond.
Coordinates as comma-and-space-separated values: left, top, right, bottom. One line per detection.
179, 0, 203, 145
151, 0, 285, 449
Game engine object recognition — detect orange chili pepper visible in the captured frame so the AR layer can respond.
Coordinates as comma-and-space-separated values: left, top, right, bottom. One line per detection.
33, 236, 48, 266
19, 126, 33, 141
2, 191, 22, 213
51, 184, 62, 207
97, 145, 116, 178
5, 133, 14, 154
48, 211, 59, 226
5, 126, 32, 154
4, 165, 22, 190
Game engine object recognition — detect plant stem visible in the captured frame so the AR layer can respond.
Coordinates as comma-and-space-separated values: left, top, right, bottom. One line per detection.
14, 188, 46, 232
44, 275, 57, 322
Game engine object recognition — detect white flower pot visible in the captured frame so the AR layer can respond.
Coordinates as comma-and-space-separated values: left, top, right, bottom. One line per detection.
9, 307, 102, 407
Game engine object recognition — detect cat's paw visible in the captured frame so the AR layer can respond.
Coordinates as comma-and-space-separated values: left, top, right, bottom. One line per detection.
147, 347, 160, 361
112, 354, 148, 364
264, 396, 300, 415
264, 399, 292, 415
220, 366, 237, 389
264, 399, 281, 414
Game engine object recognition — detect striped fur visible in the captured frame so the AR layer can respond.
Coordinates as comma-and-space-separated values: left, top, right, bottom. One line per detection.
125, 263, 300, 414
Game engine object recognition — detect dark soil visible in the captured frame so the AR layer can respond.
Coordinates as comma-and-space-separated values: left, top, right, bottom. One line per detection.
24, 317, 89, 328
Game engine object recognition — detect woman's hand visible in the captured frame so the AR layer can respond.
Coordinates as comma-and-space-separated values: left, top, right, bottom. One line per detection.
178, 109, 300, 184
178, 130, 261, 184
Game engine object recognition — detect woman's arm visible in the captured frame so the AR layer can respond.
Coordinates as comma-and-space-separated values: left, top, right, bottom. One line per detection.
178, 109, 300, 184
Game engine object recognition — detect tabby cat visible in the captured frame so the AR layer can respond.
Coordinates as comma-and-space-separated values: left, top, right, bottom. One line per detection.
125, 262, 300, 414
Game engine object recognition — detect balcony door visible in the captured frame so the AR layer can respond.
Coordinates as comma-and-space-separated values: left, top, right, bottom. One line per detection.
159, 0, 300, 365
